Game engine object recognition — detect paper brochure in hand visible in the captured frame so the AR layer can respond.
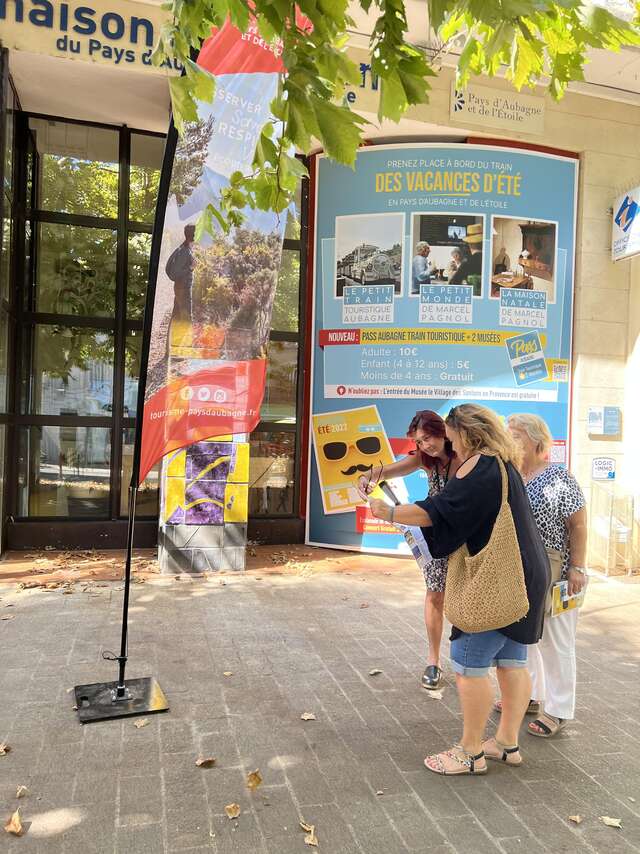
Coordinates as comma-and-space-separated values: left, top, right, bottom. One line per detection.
550, 580, 585, 617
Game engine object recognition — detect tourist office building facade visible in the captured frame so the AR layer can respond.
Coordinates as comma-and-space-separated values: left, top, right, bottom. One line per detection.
0, 1, 639, 573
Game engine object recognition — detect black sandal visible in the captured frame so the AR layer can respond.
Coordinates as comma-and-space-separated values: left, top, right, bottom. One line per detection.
422, 665, 442, 690
528, 714, 566, 738
483, 738, 522, 766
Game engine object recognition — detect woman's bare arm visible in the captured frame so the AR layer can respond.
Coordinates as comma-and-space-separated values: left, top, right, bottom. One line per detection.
566, 507, 587, 565
566, 507, 588, 595
368, 498, 432, 527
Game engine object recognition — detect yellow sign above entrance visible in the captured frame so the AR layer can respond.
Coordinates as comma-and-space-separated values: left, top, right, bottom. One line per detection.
0, 0, 180, 73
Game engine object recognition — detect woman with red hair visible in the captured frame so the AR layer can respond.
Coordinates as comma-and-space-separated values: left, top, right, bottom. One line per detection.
358, 410, 459, 690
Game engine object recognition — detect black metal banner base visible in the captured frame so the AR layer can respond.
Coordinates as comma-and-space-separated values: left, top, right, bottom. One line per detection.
74, 677, 169, 724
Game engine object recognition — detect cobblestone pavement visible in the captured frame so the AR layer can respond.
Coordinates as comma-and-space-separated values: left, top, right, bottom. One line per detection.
1, 558, 639, 853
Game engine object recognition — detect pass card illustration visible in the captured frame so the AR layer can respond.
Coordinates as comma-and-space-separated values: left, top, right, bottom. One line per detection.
311, 405, 395, 515
505, 330, 548, 386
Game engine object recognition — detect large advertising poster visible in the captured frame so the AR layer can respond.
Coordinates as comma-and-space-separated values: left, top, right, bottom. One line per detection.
307, 144, 578, 552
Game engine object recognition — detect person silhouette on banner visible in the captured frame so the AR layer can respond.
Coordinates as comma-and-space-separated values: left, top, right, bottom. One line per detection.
165, 224, 196, 325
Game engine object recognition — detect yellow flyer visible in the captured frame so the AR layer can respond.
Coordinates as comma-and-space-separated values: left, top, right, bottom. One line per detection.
550, 580, 586, 617
311, 405, 396, 515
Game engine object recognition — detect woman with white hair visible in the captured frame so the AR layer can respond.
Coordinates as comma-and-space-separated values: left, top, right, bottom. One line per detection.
411, 241, 434, 294
506, 413, 588, 738
447, 247, 463, 281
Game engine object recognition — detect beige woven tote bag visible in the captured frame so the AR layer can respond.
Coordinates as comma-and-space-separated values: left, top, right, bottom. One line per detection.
444, 457, 529, 634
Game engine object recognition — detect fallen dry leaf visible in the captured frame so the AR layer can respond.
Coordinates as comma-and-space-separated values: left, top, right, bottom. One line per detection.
600, 816, 622, 828
376, 790, 384, 796
195, 757, 216, 768
300, 712, 317, 721
426, 690, 444, 700
15, 786, 28, 799
368, 669, 382, 676
568, 815, 582, 824
223, 671, 233, 677
299, 820, 313, 833
225, 803, 241, 819
359, 603, 369, 609
0, 742, 10, 756
304, 826, 318, 847
1, 614, 15, 621
246, 769, 262, 790
133, 718, 149, 729
4, 809, 23, 836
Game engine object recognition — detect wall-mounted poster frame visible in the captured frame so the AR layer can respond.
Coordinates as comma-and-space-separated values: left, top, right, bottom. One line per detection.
305, 142, 579, 553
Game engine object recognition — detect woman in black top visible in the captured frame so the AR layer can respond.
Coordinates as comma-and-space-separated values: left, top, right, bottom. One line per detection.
366, 404, 549, 777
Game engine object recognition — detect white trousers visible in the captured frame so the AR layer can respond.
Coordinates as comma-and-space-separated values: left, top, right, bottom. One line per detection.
528, 608, 579, 720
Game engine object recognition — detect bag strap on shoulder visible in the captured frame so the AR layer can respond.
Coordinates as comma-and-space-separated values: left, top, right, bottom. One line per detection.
496, 457, 509, 507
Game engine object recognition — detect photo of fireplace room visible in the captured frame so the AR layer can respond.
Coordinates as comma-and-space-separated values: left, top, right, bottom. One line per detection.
490, 217, 557, 301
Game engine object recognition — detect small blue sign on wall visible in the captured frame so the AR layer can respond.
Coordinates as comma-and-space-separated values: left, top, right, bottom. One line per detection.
603, 406, 622, 436
588, 406, 622, 436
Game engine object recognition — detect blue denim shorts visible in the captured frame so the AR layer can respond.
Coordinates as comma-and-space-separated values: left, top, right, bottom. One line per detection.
450, 630, 528, 677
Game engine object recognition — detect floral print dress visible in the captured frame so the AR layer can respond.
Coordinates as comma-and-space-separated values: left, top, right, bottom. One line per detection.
524, 465, 586, 577
420, 462, 450, 592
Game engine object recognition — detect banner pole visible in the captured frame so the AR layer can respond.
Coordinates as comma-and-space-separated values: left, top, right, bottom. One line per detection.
72, 121, 179, 722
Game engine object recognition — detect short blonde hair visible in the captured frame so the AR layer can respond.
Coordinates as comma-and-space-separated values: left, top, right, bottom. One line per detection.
507, 414, 553, 456
415, 241, 430, 253
446, 404, 521, 467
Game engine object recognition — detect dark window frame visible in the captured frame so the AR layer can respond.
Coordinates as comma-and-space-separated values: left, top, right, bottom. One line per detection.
9, 114, 164, 521
6, 110, 308, 526
0, 55, 20, 552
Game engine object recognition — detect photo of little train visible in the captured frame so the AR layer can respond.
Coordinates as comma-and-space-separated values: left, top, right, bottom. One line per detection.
335, 213, 403, 297
410, 214, 485, 296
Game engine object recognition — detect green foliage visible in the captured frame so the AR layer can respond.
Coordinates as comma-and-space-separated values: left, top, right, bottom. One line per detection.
271, 244, 300, 333
192, 227, 284, 353
172, 116, 215, 209
33, 154, 158, 382
156, 0, 640, 231
40, 154, 119, 218
440, 1, 640, 98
